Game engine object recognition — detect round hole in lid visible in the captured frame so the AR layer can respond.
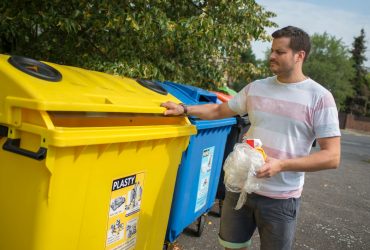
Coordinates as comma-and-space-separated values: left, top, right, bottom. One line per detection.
136, 79, 168, 95
8, 55, 62, 82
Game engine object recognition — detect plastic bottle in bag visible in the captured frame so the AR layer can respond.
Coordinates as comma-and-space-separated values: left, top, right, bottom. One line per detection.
223, 138, 266, 209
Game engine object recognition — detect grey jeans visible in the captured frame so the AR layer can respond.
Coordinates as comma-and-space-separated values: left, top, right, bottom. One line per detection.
219, 191, 301, 250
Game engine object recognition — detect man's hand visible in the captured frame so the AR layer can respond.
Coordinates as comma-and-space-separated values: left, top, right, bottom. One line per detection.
256, 156, 283, 178
161, 100, 237, 120
160, 101, 185, 116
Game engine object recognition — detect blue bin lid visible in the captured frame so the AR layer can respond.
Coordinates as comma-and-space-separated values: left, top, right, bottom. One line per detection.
159, 81, 219, 105
158, 81, 236, 128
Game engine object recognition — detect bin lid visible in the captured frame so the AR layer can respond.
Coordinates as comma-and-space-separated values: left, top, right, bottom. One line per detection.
158, 81, 219, 106
210, 91, 233, 103
218, 85, 237, 96
0, 55, 180, 118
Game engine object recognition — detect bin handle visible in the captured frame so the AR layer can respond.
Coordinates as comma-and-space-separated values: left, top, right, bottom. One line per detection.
0, 125, 8, 137
2, 138, 47, 161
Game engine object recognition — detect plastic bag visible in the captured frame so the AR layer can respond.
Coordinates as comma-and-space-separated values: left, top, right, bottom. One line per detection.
223, 142, 265, 210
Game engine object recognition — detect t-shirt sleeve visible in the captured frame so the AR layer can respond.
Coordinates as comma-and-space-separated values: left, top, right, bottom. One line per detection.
313, 92, 341, 138
228, 84, 250, 115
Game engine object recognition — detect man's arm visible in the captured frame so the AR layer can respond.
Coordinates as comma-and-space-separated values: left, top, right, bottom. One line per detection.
256, 136, 341, 178
160, 101, 237, 120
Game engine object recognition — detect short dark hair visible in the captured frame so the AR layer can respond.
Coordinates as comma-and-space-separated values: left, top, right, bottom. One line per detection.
272, 26, 311, 61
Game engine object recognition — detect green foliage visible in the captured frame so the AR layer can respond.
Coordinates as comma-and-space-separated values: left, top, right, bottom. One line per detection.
229, 47, 271, 91
303, 33, 355, 111
351, 29, 368, 92
0, 0, 276, 86
349, 29, 369, 116
254, 48, 272, 80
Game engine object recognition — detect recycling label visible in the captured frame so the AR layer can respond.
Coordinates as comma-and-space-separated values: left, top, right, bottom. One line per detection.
195, 146, 214, 212
105, 173, 144, 250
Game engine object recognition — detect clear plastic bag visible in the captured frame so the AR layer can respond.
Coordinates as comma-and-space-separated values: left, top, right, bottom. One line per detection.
223, 142, 265, 210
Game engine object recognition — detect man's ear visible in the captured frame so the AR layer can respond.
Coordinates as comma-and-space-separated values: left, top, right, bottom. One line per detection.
295, 50, 306, 63
299, 50, 306, 62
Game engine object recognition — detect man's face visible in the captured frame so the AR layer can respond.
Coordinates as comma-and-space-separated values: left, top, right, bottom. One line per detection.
269, 37, 300, 76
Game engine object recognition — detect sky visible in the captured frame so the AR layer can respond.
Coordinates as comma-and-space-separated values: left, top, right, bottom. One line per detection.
252, 0, 370, 67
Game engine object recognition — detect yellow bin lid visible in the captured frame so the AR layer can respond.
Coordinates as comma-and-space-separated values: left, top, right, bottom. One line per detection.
0, 55, 196, 158
0, 54, 183, 118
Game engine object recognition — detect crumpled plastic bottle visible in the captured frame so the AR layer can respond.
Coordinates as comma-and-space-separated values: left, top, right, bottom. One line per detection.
223, 139, 266, 210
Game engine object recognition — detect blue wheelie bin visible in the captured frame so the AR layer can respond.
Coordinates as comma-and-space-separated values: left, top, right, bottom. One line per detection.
158, 81, 236, 243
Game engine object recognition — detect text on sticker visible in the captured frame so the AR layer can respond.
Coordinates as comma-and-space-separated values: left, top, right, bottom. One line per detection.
112, 175, 136, 191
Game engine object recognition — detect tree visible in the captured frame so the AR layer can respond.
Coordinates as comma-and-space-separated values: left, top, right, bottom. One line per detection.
231, 47, 270, 91
367, 71, 370, 115
0, 0, 276, 87
351, 29, 368, 95
303, 33, 355, 111
349, 29, 369, 116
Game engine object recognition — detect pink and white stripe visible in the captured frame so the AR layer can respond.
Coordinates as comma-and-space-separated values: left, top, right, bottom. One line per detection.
228, 76, 341, 199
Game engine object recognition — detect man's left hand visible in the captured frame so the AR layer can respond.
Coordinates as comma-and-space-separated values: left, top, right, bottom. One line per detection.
256, 156, 283, 178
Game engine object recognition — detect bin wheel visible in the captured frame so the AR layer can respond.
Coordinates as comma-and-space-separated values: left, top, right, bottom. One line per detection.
196, 214, 206, 237
163, 242, 169, 250
164, 242, 182, 250
8, 55, 62, 82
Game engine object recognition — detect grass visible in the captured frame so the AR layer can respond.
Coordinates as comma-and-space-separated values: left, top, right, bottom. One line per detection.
362, 159, 370, 164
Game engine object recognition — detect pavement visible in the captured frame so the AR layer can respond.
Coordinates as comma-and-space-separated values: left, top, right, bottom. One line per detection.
174, 129, 370, 250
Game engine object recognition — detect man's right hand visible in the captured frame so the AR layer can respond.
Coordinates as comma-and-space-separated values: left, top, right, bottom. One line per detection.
160, 101, 185, 116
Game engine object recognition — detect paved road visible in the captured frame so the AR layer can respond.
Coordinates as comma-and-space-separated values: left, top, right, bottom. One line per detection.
175, 130, 370, 249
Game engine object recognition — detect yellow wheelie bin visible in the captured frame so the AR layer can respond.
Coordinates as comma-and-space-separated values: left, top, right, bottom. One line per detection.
0, 55, 196, 250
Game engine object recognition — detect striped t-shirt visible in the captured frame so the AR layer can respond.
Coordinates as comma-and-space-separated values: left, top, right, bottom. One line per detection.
228, 76, 341, 199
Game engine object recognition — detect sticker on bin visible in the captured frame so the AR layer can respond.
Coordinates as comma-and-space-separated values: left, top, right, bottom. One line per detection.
106, 173, 144, 250
195, 146, 214, 212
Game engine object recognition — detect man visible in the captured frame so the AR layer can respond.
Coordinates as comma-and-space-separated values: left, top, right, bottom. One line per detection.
161, 26, 341, 250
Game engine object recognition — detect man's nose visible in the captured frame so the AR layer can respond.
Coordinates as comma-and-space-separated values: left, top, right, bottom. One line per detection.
269, 52, 276, 60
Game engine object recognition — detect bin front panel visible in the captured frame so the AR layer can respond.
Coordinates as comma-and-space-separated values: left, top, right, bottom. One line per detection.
166, 125, 232, 242
0, 136, 189, 250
